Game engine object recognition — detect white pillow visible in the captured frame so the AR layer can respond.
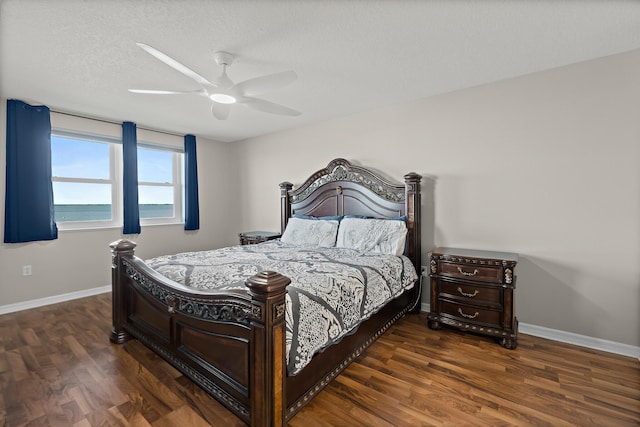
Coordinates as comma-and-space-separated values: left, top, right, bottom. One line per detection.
336, 217, 407, 256
280, 218, 339, 247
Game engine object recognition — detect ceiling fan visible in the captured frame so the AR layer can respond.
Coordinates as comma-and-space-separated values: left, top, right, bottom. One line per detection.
128, 43, 300, 120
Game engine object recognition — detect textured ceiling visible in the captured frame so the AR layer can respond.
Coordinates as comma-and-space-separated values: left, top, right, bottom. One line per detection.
2, 0, 640, 142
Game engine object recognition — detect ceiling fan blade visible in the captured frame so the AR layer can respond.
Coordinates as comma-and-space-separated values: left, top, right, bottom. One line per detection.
211, 102, 231, 120
128, 89, 206, 95
234, 71, 297, 97
136, 43, 216, 89
241, 97, 301, 116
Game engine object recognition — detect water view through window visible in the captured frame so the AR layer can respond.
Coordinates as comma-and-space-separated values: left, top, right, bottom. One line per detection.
54, 204, 174, 222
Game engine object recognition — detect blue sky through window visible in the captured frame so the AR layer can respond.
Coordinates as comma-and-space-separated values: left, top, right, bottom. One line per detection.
138, 148, 172, 183
52, 182, 111, 205
51, 136, 109, 180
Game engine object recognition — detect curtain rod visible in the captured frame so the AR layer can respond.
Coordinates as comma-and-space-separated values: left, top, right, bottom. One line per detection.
49, 109, 186, 138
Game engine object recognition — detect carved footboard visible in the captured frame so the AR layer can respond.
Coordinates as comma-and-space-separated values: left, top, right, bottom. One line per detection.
110, 239, 289, 426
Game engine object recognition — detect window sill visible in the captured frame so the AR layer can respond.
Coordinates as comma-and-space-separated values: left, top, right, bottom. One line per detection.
140, 221, 185, 228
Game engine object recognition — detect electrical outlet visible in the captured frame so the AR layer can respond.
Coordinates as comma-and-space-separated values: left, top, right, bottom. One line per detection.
22, 265, 32, 276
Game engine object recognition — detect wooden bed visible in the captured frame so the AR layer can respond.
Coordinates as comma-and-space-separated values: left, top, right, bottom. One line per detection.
110, 158, 422, 426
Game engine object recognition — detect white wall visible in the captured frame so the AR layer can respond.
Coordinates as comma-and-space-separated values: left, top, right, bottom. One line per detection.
0, 105, 239, 306
233, 49, 640, 347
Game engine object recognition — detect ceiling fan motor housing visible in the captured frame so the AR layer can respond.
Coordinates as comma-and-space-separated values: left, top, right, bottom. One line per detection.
214, 51, 235, 67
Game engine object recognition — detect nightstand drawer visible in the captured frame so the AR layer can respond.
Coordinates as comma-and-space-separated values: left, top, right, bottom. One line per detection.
439, 301, 501, 327
439, 281, 501, 305
439, 261, 502, 283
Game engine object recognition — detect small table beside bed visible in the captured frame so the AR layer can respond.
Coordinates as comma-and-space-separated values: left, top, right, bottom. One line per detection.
109, 158, 422, 426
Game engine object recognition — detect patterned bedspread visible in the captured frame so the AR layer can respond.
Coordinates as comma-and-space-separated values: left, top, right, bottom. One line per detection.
145, 240, 418, 375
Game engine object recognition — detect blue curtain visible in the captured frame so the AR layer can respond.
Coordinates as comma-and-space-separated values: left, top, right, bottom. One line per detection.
4, 99, 58, 243
184, 134, 200, 230
122, 121, 140, 234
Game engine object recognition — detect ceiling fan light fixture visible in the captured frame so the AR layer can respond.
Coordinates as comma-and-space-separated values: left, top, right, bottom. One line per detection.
209, 93, 237, 104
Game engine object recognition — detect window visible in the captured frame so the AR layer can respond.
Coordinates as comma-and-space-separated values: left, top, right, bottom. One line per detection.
51, 129, 184, 230
137, 143, 184, 225
51, 130, 121, 229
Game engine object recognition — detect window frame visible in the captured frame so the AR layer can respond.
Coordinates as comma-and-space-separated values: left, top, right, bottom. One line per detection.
137, 142, 184, 226
51, 129, 122, 230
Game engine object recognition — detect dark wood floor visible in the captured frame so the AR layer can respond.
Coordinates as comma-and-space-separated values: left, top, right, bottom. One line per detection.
0, 293, 638, 426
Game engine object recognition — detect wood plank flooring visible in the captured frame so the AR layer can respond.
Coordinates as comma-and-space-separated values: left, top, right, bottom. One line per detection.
0, 293, 638, 426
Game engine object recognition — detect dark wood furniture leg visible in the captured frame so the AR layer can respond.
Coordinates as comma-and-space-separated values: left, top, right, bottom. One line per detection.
246, 271, 290, 427
110, 239, 135, 344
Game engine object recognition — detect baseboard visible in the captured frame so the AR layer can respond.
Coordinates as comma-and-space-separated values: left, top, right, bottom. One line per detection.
518, 322, 640, 360
420, 302, 640, 360
0, 285, 111, 315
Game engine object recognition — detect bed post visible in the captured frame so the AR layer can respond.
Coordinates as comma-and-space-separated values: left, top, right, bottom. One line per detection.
279, 181, 293, 234
404, 172, 422, 313
246, 271, 291, 427
109, 239, 136, 344
404, 172, 422, 269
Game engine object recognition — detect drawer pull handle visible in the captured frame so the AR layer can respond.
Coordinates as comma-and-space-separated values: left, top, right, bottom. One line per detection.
457, 267, 479, 276
458, 308, 479, 319
457, 287, 479, 298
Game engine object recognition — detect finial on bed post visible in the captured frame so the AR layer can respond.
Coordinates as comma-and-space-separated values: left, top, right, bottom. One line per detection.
279, 181, 293, 235
109, 239, 137, 344
246, 271, 290, 427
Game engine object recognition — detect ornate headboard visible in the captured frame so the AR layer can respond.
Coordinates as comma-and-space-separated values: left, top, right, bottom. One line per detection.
279, 158, 422, 271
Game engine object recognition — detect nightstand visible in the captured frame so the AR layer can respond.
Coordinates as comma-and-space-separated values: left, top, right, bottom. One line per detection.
427, 247, 519, 349
238, 231, 281, 245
